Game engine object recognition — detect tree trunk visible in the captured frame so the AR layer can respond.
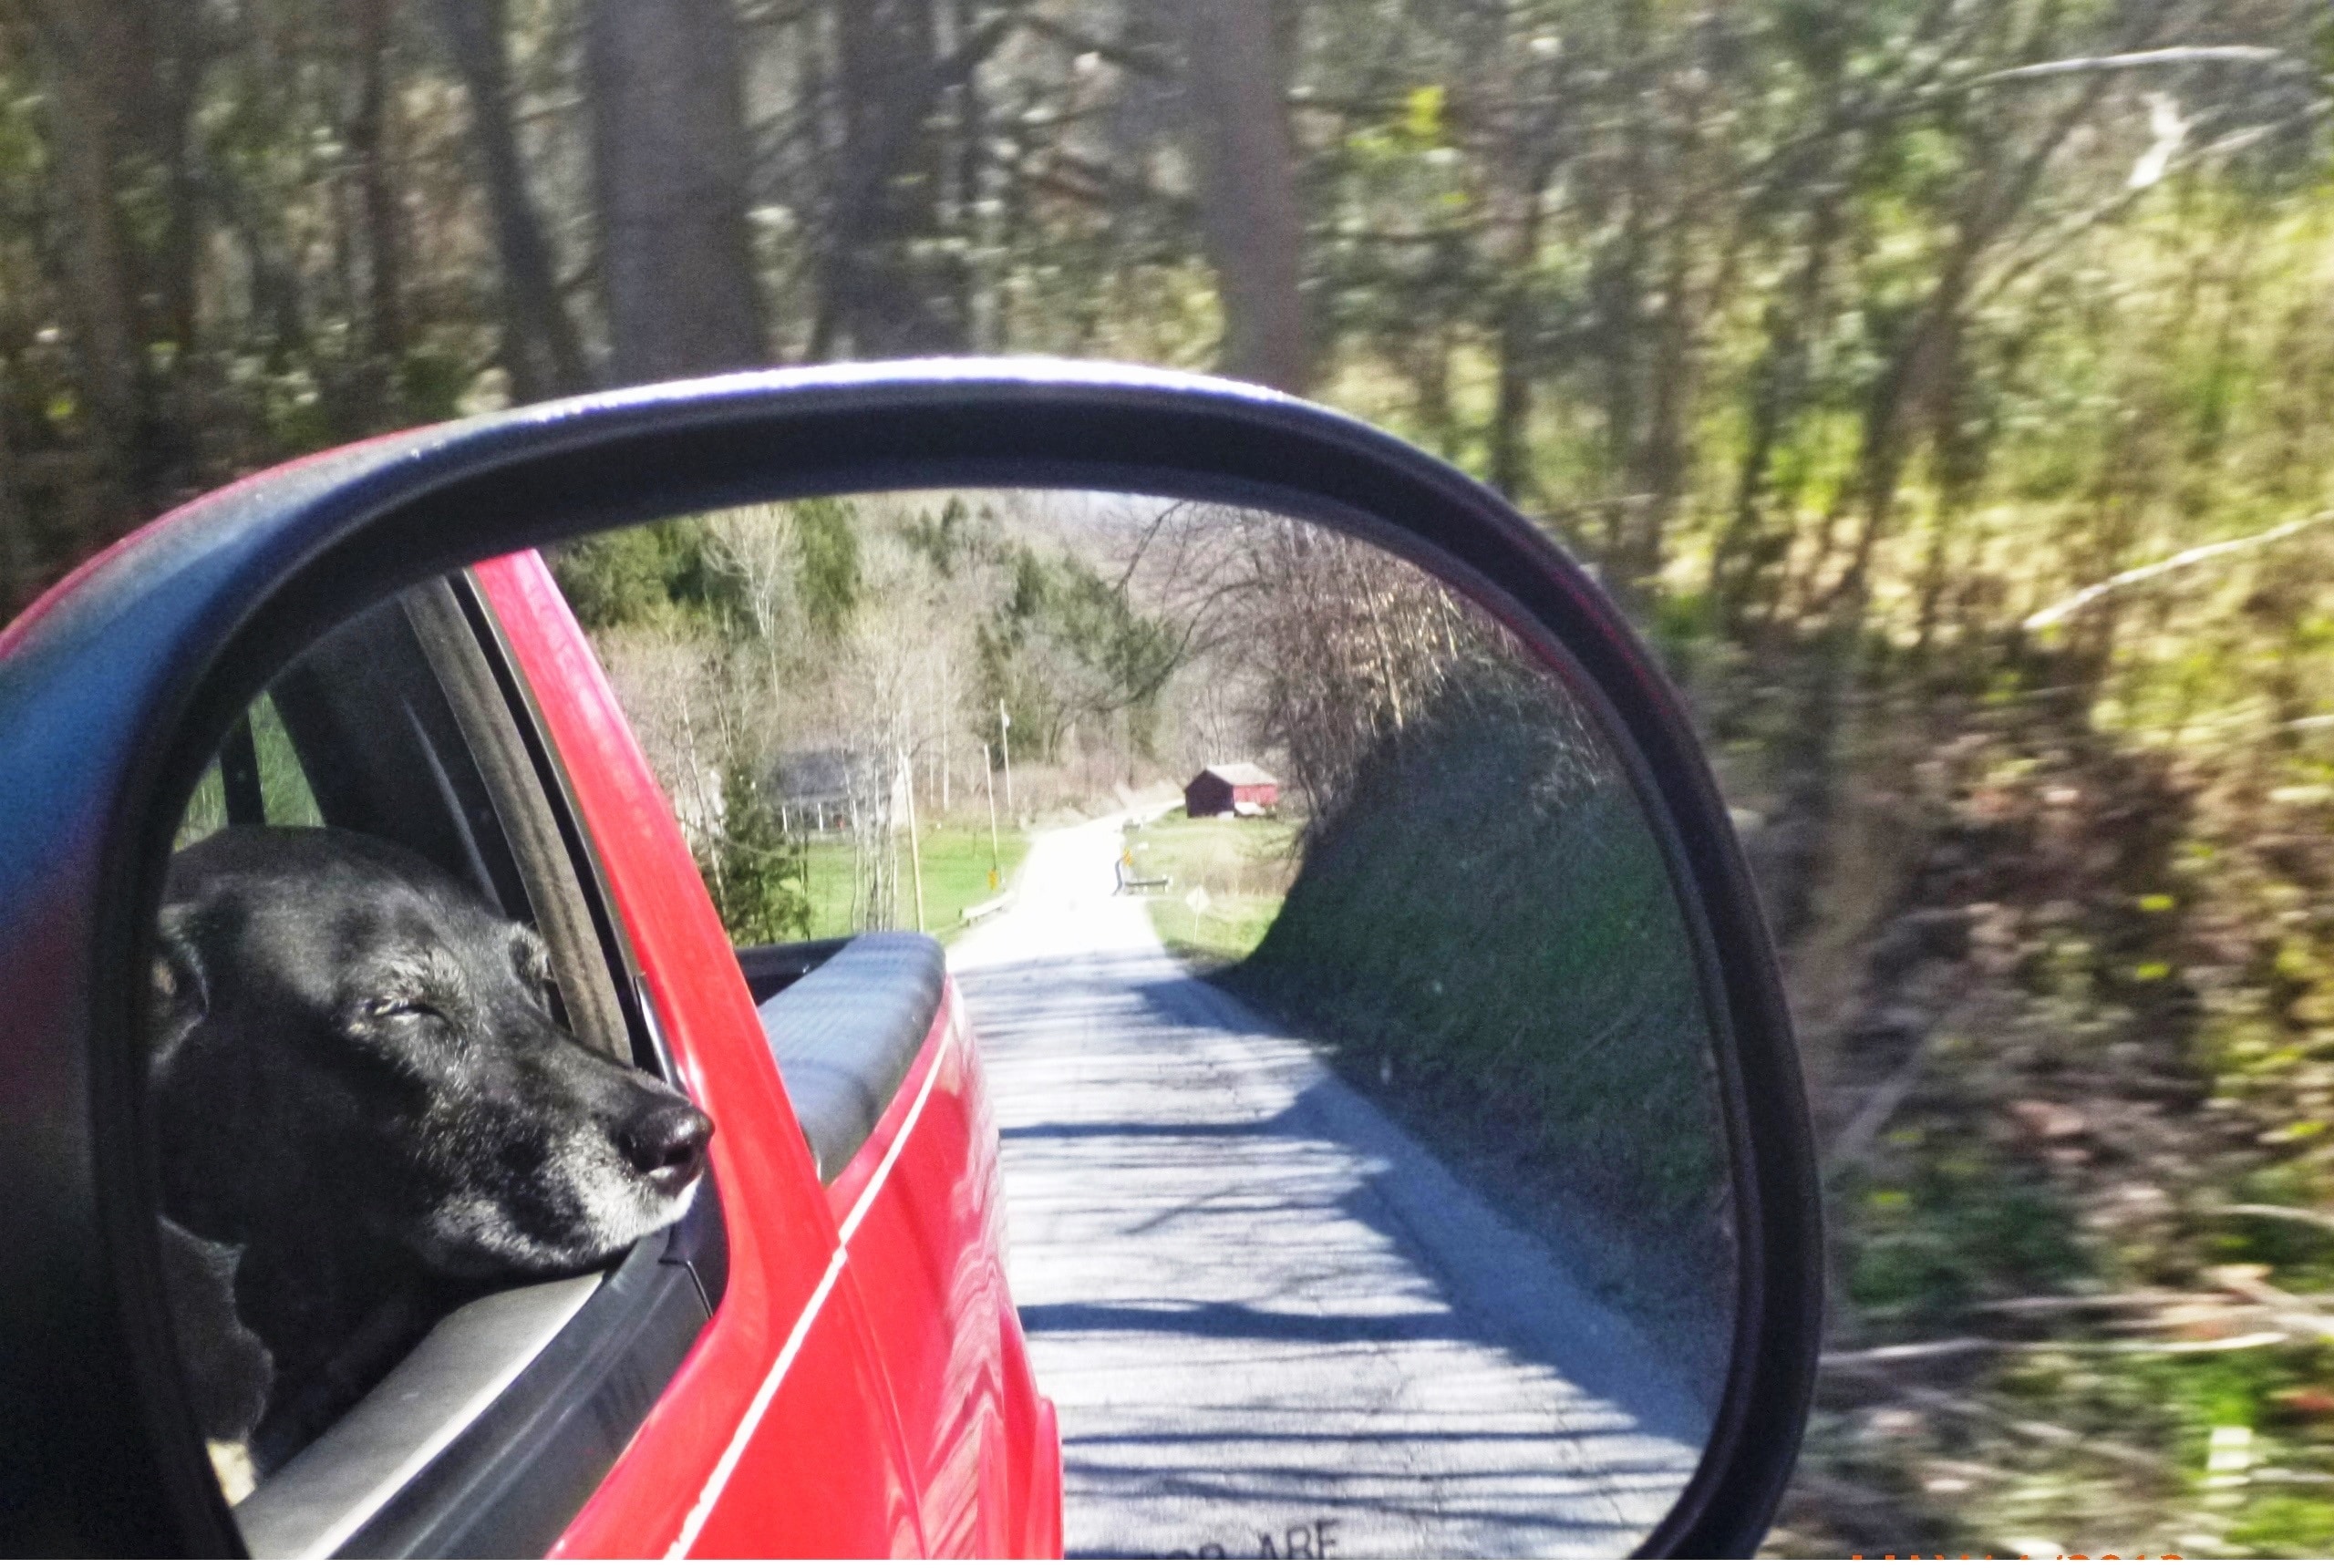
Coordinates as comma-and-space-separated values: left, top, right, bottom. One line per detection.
434, 0, 590, 401
0, 359, 36, 618
1709, 191, 1842, 638
587, 0, 765, 383
826, 0, 970, 357
28, 0, 143, 527
1177, 0, 1307, 393
148, 2, 204, 374
348, 0, 404, 379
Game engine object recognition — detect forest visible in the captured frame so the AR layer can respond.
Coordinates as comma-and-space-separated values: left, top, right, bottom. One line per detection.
10, 0, 2334, 1553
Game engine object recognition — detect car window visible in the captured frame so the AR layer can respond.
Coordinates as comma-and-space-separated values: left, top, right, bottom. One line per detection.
174, 693, 323, 849
152, 575, 718, 1556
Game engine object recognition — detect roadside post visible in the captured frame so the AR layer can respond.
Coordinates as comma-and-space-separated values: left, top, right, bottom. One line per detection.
900, 746, 927, 932
998, 698, 1015, 818
982, 740, 1001, 889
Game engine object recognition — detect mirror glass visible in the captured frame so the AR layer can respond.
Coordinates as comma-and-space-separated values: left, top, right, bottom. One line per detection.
155, 489, 1733, 1557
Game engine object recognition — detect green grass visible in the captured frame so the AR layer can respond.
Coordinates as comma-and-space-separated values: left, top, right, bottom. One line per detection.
800, 822, 1028, 944
175, 692, 323, 847
1123, 809, 1298, 968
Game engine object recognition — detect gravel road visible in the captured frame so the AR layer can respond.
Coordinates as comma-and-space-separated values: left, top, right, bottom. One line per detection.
951, 812, 1713, 1559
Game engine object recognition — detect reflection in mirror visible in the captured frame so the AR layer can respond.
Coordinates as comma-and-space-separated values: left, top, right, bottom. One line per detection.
151, 583, 707, 1548
555, 490, 1734, 1557
148, 488, 1732, 1557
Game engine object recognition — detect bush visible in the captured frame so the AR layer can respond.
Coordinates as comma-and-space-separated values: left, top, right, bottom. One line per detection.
697, 758, 812, 945
1230, 681, 1733, 1344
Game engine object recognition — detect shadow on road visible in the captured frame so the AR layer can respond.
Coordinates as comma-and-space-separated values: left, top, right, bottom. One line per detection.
960, 819, 1712, 1555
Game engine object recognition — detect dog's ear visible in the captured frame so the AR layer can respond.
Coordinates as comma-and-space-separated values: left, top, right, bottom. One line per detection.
150, 903, 211, 1045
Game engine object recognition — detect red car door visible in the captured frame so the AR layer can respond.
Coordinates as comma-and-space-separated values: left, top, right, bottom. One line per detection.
470, 551, 1059, 1558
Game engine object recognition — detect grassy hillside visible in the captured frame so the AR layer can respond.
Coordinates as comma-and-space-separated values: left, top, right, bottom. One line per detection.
1224, 694, 1732, 1371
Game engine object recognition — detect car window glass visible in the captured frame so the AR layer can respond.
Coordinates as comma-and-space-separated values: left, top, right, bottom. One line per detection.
151, 579, 713, 1548
552, 490, 1739, 1556
174, 694, 322, 850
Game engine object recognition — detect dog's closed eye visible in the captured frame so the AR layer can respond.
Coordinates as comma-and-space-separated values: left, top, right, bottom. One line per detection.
351, 947, 470, 1029
359, 995, 443, 1022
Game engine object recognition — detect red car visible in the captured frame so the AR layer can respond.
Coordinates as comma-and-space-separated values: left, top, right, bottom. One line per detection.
368, 550, 1062, 1559
0, 364, 1821, 1557
17, 542, 1061, 1558
483, 542, 1065, 1559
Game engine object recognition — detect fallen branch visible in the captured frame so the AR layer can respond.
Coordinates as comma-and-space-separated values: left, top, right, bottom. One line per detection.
2212, 1202, 2334, 1233
1825, 1032, 1933, 1174
2101, 1329, 2288, 1354
2023, 508, 2334, 630
1970, 45, 2292, 86
1973, 1291, 2236, 1316
2205, 1267, 2334, 1339
1822, 1337, 2009, 1369
1822, 1328, 2288, 1369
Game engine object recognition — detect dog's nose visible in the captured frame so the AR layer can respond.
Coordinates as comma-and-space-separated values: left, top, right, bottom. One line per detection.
619, 1101, 713, 1195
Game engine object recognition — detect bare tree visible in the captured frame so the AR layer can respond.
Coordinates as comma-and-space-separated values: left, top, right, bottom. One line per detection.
1177, 0, 1307, 391
821, 0, 971, 356
587, 0, 766, 382
435, 0, 591, 400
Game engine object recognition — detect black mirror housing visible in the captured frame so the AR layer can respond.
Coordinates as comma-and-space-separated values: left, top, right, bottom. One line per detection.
0, 360, 1819, 1556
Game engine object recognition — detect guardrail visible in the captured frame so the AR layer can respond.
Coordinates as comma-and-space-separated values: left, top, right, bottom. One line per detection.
1114, 861, 1169, 894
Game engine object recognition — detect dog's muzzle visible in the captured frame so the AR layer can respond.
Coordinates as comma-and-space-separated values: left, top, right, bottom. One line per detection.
618, 1101, 714, 1200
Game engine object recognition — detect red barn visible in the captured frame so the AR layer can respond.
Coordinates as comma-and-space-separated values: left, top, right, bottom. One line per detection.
1184, 763, 1279, 819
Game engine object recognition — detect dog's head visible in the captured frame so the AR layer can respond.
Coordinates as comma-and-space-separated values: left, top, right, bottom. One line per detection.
150, 826, 713, 1278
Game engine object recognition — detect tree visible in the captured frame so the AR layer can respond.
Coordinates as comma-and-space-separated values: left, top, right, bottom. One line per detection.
346, 0, 405, 420
821, 0, 970, 356
697, 757, 811, 944
26, 0, 148, 527
434, 0, 591, 400
587, 0, 766, 382
1176, 0, 1307, 391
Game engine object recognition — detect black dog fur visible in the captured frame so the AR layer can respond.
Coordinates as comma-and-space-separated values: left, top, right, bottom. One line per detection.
149, 825, 713, 1471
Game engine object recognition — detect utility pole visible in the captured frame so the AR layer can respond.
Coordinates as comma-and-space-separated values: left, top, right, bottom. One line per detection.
981, 741, 1001, 889
900, 747, 927, 932
997, 697, 1015, 819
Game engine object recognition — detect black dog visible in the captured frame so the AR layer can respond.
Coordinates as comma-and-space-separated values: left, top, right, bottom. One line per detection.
148, 825, 713, 1477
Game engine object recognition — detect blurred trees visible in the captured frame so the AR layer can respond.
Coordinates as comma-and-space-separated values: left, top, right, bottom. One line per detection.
6, 0, 2321, 720
14, 0, 2334, 1542
1177, 0, 1307, 389
437, 0, 590, 398
586, 0, 761, 379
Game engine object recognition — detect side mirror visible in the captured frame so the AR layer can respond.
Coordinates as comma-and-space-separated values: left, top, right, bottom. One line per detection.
0, 362, 1818, 1556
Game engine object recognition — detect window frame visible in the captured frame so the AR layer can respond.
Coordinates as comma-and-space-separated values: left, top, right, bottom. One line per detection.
210, 573, 725, 1558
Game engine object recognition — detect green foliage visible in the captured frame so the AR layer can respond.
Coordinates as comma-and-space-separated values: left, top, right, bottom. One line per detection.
1128, 810, 1299, 969
796, 824, 1030, 942
792, 498, 862, 637
976, 543, 1181, 759
552, 500, 864, 643
897, 495, 981, 578
696, 758, 811, 946
398, 349, 476, 423
1229, 680, 1730, 1333
173, 692, 322, 847
549, 521, 718, 630
1843, 1157, 2083, 1318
